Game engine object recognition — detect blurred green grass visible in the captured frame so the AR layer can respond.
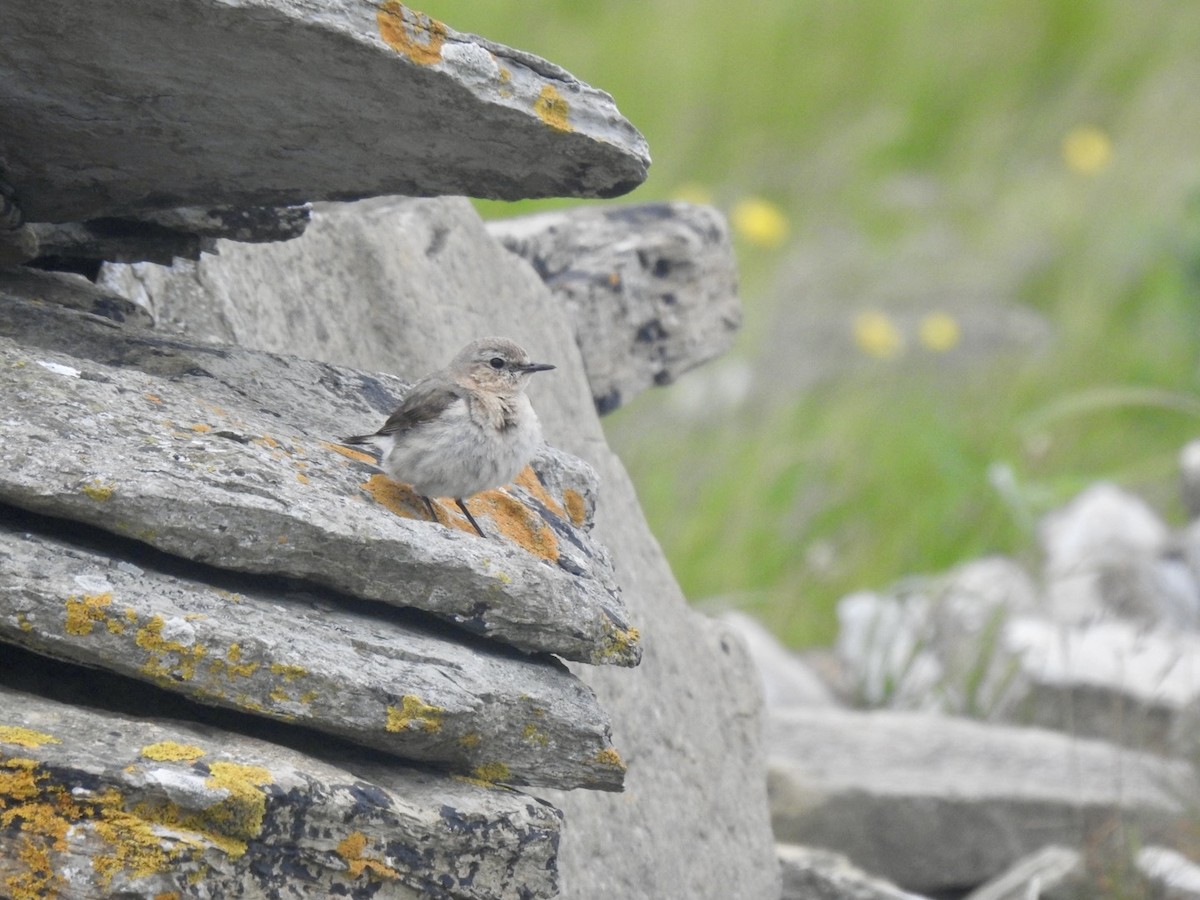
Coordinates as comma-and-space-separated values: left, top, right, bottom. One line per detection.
415, 0, 1200, 646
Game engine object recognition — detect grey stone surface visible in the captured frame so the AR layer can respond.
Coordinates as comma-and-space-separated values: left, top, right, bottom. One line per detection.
1138, 846, 1200, 899
779, 844, 930, 900
962, 846, 1084, 900
0, 682, 561, 900
1, 0, 648, 224
0, 267, 153, 327
102, 195, 781, 900
768, 707, 1193, 893
27, 204, 313, 269
0, 518, 624, 791
0, 294, 639, 668
721, 611, 837, 708
487, 202, 740, 414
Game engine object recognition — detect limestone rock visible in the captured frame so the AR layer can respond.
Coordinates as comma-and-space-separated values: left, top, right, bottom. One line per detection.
1, 0, 648, 225
962, 846, 1085, 900
779, 844, 931, 900
0, 267, 153, 327
0, 682, 562, 900
768, 707, 1193, 893
0, 294, 640, 667
720, 611, 837, 708
487, 202, 741, 413
101, 195, 781, 899
0, 513, 624, 791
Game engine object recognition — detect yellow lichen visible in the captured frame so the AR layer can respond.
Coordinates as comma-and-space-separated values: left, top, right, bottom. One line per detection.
522, 724, 549, 747
337, 830, 399, 881
534, 84, 572, 132
0, 727, 59, 748
64, 592, 114, 635
140, 742, 205, 763
269, 662, 307, 682
471, 761, 510, 783
16, 613, 33, 632
208, 643, 259, 680
82, 479, 114, 501
595, 747, 626, 771
458, 732, 481, 749
135, 615, 208, 683
268, 687, 291, 704
601, 624, 641, 662
385, 695, 444, 734
377, 1, 446, 65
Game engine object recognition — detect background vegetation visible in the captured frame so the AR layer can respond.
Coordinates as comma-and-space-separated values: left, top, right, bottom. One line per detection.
417, 0, 1200, 646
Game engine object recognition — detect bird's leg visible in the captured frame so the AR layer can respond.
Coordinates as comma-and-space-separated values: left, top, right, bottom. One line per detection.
455, 498, 486, 538
420, 495, 441, 525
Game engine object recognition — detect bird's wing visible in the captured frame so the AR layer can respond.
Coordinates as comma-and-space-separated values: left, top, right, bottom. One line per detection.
374, 377, 464, 437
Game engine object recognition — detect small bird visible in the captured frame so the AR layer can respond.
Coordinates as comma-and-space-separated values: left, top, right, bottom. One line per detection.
341, 337, 555, 537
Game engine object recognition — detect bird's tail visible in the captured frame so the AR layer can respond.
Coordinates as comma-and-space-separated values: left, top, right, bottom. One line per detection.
339, 433, 373, 446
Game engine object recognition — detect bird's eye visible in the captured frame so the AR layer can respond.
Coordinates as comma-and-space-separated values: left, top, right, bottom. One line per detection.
489, 357, 505, 369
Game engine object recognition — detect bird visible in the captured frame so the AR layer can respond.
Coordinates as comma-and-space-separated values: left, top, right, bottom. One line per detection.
341, 337, 555, 537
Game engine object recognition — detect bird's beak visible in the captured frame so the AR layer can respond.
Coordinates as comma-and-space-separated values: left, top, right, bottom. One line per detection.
520, 362, 556, 373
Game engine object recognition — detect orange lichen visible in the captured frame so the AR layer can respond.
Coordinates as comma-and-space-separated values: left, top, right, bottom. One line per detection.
362, 473, 435, 522
140, 742, 206, 763
144, 393, 163, 404
386, 696, 444, 734
190, 423, 211, 433
534, 85, 572, 132
296, 472, 309, 485
514, 466, 565, 519
64, 592, 114, 636
563, 489, 587, 527
476, 491, 558, 560
337, 830, 399, 881
377, 1, 446, 65
321, 440, 375, 465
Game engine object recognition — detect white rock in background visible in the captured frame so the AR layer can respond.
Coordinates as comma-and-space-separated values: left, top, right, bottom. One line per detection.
1138, 846, 1200, 899
962, 846, 1084, 900
779, 844, 931, 900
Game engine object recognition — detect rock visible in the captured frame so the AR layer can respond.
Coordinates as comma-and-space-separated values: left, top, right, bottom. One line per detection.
768, 707, 1193, 893
487, 202, 740, 414
0, 512, 624, 791
962, 846, 1084, 900
779, 844, 930, 900
0, 294, 639, 668
836, 557, 1038, 714
101, 195, 781, 899
2, 1, 649, 225
1039, 483, 1198, 625
1138, 846, 1200, 899
0, 267, 153, 327
0, 681, 562, 900
1001, 615, 1200, 754
720, 611, 837, 708
27, 205, 313, 272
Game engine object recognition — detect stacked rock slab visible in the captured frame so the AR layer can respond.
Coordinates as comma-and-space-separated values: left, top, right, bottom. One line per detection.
98, 196, 782, 899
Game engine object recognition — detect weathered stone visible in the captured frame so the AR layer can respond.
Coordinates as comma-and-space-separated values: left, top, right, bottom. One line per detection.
779, 844, 930, 900
768, 707, 1193, 893
0, 267, 153, 327
101, 196, 781, 899
0, 226, 38, 267
962, 846, 1084, 900
26, 205, 313, 271
0, 514, 624, 791
0, 295, 640, 667
0, 682, 562, 900
1001, 615, 1200, 754
1137, 846, 1200, 898
1040, 483, 1199, 626
487, 202, 740, 414
2, 1, 649, 225
836, 557, 1039, 714
721, 611, 838, 708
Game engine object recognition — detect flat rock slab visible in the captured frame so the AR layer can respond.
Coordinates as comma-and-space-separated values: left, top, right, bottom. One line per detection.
2, 0, 649, 224
488, 202, 741, 414
0, 517, 625, 791
768, 707, 1195, 893
0, 295, 640, 667
0, 683, 561, 900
